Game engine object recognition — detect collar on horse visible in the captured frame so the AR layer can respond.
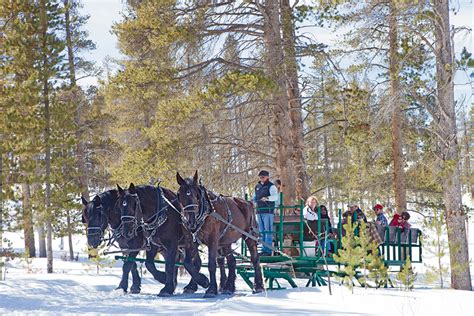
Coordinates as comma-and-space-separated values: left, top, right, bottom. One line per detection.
142, 187, 169, 244
120, 187, 171, 249
181, 185, 232, 244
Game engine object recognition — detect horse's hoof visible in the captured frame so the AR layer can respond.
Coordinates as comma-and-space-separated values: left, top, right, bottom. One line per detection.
221, 289, 233, 295
203, 292, 217, 298
158, 291, 172, 297
115, 286, 127, 293
252, 287, 264, 294
130, 287, 141, 294
183, 288, 196, 294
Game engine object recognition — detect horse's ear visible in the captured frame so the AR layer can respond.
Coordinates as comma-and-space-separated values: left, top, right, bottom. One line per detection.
117, 184, 124, 195
111, 189, 118, 199
193, 170, 198, 183
129, 183, 136, 194
176, 172, 186, 186
81, 196, 88, 206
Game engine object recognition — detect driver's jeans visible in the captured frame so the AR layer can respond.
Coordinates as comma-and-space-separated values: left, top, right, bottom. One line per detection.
257, 212, 274, 254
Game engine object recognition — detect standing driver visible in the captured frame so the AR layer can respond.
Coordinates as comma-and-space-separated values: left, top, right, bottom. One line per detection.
253, 170, 279, 256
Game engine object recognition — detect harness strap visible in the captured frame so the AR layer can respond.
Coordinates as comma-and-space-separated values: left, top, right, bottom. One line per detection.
162, 193, 181, 215
209, 211, 292, 260
217, 196, 232, 240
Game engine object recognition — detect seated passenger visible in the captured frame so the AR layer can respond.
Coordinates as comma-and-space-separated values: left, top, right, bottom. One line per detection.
373, 204, 388, 226
318, 205, 335, 254
303, 196, 319, 221
389, 211, 411, 231
342, 203, 367, 225
341, 203, 367, 236
319, 205, 332, 230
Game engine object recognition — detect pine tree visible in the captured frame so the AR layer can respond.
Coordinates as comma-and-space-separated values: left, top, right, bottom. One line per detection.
367, 240, 389, 288
38, 0, 66, 274
62, 0, 96, 201
356, 220, 379, 288
431, 0, 472, 290
85, 245, 115, 274
423, 209, 449, 288
397, 256, 417, 291
1, 0, 45, 258
333, 218, 365, 293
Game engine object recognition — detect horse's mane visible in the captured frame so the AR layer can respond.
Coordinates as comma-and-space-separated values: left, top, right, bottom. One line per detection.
98, 189, 118, 212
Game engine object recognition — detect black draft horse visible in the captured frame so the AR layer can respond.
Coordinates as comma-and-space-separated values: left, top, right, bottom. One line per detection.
176, 171, 264, 297
82, 189, 195, 294
117, 183, 210, 296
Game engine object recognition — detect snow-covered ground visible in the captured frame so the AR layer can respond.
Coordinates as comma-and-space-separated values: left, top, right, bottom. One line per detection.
1, 262, 473, 316
1, 218, 473, 315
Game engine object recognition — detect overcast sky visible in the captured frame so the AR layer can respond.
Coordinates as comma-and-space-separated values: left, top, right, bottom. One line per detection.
80, 0, 473, 106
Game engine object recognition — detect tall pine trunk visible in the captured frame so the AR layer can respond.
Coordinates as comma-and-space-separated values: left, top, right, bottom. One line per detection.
433, 0, 472, 290
40, 0, 53, 274
44, 77, 53, 273
462, 116, 473, 201
388, 1, 407, 214
262, 0, 296, 204
281, 0, 309, 200
64, 0, 89, 201
37, 225, 47, 258
32, 181, 47, 258
66, 210, 74, 260
22, 182, 36, 257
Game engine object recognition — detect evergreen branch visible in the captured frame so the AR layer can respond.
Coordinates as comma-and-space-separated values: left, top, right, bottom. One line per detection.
303, 119, 347, 137
174, 58, 254, 80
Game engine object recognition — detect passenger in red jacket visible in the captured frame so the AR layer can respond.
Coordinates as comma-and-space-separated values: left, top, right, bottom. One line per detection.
389, 211, 411, 231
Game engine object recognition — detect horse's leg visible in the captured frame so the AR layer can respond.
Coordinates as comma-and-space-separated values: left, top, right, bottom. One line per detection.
245, 238, 264, 293
222, 248, 236, 295
116, 251, 138, 293
144, 245, 167, 284
130, 262, 141, 293
217, 256, 227, 292
128, 251, 141, 294
158, 241, 178, 297
183, 243, 209, 290
204, 238, 218, 298
183, 248, 202, 294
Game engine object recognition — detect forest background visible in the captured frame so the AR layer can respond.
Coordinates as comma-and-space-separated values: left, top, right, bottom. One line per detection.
0, 0, 472, 290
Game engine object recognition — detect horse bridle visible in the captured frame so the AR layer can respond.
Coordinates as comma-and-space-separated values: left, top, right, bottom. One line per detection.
120, 193, 143, 239
179, 185, 219, 244
86, 204, 108, 242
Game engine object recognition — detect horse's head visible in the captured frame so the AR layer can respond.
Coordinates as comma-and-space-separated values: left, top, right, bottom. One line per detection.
117, 183, 142, 240
176, 170, 205, 231
81, 195, 108, 248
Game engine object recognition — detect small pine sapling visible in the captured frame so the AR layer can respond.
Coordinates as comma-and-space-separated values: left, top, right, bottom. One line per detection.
334, 217, 365, 293
20, 249, 33, 273
84, 245, 115, 274
367, 240, 389, 288
355, 221, 372, 288
423, 209, 449, 288
397, 256, 417, 291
